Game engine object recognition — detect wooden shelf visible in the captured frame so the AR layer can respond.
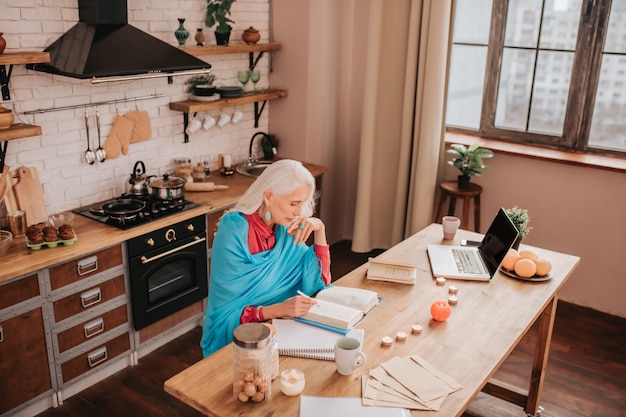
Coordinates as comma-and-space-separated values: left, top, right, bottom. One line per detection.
0, 123, 42, 142
0, 51, 50, 66
170, 89, 287, 113
180, 43, 281, 57
170, 89, 288, 142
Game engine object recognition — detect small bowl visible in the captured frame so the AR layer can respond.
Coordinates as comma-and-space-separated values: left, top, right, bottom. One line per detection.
193, 85, 217, 96
0, 230, 13, 256
47, 212, 75, 227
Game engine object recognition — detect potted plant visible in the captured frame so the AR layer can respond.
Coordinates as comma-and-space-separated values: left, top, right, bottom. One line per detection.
184, 74, 216, 94
505, 206, 532, 249
260, 134, 278, 160
446, 142, 494, 189
205, 0, 236, 45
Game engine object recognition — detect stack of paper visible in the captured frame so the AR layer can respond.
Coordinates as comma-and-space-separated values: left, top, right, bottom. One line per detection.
362, 355, 462, 411
300, 396, 410, 417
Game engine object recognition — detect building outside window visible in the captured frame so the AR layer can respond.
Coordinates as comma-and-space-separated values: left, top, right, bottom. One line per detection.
446, 0, 626, 157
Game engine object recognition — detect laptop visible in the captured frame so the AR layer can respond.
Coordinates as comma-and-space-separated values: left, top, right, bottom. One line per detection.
427, 208, 519, 281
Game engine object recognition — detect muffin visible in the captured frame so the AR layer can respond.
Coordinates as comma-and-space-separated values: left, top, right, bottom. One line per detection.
58, 224, 75, 240
42, 226, 59, 242
26, 226, 43, 244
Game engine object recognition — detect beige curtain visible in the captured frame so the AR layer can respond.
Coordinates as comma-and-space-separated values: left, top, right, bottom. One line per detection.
351, 0, 453, 253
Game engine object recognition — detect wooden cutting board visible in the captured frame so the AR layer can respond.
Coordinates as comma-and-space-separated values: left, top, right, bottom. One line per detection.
13, 166, 48, 226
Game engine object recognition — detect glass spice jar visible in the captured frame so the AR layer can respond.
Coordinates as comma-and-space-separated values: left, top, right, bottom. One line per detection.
233, 323, 272, 404
262, 323, 280, 381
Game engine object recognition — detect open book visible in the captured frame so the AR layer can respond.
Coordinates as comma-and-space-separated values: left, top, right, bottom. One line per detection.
366, 257, 417, 284
297, 286, 379, 330
273, 319, 365, 361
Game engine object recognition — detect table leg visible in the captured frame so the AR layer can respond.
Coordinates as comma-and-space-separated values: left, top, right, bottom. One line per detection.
525, 295, 558, 415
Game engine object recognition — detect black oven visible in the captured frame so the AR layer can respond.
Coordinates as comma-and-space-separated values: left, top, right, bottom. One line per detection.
127, 214, 208, 330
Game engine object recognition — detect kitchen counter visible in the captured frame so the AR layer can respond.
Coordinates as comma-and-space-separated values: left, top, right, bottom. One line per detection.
0, 162, 326, 284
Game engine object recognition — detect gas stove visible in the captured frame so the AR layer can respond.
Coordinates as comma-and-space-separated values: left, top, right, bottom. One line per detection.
73, 194, 200, 230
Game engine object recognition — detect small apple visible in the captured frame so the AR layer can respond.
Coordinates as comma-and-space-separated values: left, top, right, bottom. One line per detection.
431, 301, 451, 322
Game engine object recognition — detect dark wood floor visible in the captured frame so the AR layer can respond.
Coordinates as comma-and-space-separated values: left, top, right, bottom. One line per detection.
36, 241, 625, 417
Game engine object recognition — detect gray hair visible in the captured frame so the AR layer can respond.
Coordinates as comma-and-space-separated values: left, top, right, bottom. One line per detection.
233, 159, 316, 217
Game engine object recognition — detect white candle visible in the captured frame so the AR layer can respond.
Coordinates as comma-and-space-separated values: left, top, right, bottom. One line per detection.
222, 153, 232, 168
280, 369, 305, 396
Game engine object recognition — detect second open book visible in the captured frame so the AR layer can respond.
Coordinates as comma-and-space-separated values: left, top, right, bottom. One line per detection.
297, 285, 379, 330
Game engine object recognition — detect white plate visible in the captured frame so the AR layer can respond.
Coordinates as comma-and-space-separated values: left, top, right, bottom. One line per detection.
499, 266, 552, 282
189, 94, 221, 102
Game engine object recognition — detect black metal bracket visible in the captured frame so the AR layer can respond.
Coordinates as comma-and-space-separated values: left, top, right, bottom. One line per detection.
248, 51, 265, 71
1, 64, 13, 101
0, 141, 8, 172
254, 100, 268, 128
182, 112, 193, 143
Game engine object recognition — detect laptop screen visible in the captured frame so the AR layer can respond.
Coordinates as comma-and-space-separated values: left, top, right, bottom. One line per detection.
479, 208, 519, 276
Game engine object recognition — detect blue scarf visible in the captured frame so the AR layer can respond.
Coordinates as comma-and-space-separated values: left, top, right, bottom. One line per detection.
200, 211, 327, 356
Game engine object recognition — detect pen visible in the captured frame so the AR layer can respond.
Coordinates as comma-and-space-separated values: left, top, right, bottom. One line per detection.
297, 290, 318, 307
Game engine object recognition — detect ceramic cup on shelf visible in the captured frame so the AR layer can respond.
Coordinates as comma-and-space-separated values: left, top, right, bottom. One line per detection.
217, 111, 231, 128
231, 108, 244, 124
203, 113, 216, 130
185, 115, 202, 135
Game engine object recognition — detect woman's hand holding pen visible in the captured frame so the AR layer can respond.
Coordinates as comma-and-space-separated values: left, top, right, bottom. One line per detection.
261, 292, 317, 319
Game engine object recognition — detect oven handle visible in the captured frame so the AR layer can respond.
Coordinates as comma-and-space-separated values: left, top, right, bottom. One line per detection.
140, 235, 206, 264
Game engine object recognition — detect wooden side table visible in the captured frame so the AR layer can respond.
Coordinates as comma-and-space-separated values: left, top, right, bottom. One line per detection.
435, 181, 482, 232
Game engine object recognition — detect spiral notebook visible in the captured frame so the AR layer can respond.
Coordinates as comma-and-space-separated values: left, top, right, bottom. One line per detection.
273, 319, 365, 361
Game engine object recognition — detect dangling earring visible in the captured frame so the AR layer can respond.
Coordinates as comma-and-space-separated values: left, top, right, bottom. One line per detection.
265, 210, 271, 222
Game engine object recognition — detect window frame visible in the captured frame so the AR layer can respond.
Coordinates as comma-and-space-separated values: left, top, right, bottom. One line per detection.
446, 0, 622, 158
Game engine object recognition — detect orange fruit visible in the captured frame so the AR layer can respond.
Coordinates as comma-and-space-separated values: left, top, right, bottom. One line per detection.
533, 258, 552, 276
519, 249, 538, 260
501, 249, 520, 270
514, 258, 537, 278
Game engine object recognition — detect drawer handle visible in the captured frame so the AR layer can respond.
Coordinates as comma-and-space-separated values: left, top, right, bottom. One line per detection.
84, 318, 105, 339
0, 325, 3, 343
80, 288, 102, 308
87, 346, 108, 367
77, 256, 99, 276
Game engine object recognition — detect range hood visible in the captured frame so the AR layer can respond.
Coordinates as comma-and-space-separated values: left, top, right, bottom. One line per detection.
27, 0, 210, 80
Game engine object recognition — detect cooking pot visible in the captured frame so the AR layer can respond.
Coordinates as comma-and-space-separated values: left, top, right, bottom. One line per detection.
147, 174, 186, 200
126, 161, 155, 196
89, 198, 146, 217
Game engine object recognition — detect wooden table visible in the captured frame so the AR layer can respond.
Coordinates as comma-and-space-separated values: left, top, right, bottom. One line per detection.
164, 224, 580, 417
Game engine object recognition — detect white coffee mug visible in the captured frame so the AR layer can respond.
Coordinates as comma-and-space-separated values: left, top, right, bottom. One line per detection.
231, 108, 244, 124
202, 113, 216, 130
185, 115, 202, 135
217, 111, 231, 127
334, 336, 367, 375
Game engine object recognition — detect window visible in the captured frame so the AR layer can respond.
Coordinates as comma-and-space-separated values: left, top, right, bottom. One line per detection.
446, 0, 626, 157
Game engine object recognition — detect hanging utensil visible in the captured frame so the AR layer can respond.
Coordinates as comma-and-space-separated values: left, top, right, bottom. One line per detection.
95, 107, 106, 162
84, 109, 96, 165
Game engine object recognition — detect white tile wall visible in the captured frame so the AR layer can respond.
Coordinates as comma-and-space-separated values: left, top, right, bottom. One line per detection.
1, 0, 272, 215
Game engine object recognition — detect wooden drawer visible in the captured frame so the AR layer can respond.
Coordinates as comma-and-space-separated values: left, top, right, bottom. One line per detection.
60, 333, 130, 383
48, 245, 123, 291
0, 307, 52, 414
53, 275, 126, 322
57, 304, 129, 353
0, 274, 39, 310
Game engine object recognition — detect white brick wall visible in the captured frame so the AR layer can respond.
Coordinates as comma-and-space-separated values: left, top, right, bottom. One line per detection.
1, 0, 272, 215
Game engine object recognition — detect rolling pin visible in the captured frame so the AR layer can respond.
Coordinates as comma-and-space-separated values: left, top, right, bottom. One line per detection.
184, 181, 229, 192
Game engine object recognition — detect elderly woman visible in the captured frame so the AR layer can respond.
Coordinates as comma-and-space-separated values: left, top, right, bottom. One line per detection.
201, 159, 331, 357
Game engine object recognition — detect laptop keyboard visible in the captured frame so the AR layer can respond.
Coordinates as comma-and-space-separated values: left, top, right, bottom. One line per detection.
451, 249, 483, 274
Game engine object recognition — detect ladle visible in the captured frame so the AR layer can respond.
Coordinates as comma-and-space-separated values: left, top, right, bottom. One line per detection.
84, 109, 96, 165
95, 107, 106, 162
